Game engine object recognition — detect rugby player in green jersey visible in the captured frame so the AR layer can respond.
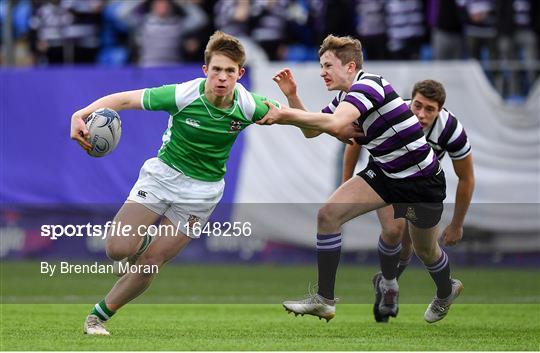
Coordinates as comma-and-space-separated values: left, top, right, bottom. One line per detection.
70, 31, 300, 335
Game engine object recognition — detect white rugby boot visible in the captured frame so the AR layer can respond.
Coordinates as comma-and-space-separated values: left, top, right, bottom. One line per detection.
283, 285, 337, 322
83, 314, 110, 335
424, 278, 464, 323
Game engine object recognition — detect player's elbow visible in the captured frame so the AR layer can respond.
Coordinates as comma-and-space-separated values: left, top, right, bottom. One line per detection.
325, 122, 339, 137
459, 172, 475, 186
465, 176, 475, 190
328, 122, 348, 137
302, 129, 322, 138
458, 174, 475, 195
118, 90, 143, 110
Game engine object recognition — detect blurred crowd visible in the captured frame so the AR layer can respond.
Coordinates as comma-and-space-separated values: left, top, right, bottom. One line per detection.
1, 0, 539, 96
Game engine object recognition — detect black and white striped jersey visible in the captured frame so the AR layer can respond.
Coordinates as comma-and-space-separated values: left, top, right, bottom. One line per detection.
322, 71, 438, 179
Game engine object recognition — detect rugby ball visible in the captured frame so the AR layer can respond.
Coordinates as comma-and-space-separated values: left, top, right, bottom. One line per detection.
86, 108, 122, 157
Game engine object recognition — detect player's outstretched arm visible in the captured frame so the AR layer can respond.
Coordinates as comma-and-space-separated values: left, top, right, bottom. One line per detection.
70, 89, 144, 151
342, 143, 361, 183
272, 68, 321, 139
257, 100, 362, 144
441, 154, 475, 246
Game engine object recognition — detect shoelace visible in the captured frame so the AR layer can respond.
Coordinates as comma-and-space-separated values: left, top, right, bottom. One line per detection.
431, 298, 449, 313
379, 280, 398, 305
382, 288, 398, 305
300, 282, 339, 304
88, 316, 104, 328
299, 282, 320, 304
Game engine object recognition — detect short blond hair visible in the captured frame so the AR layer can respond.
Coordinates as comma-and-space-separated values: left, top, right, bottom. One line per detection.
318, 35, 363, 70
204, 31, 246, 68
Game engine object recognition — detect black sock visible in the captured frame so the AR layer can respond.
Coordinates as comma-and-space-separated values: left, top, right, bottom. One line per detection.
316, 233, 342, 300
424, 251, 452, 299
396, 254, 413, 279
378, 236, 402, 280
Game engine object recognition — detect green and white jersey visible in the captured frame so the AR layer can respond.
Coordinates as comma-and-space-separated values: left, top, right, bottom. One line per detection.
141, 78, 279, 182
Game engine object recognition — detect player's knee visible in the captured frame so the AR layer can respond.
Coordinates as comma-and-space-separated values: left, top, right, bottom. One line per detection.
381, 226, 404, 244
415, 245, 438, 264
137, 252, 166, 276
317, 205, 341, 229
105, 242, 131, 261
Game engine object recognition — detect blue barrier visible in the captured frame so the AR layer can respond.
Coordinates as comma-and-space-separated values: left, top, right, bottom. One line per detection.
1, 66, 247, 205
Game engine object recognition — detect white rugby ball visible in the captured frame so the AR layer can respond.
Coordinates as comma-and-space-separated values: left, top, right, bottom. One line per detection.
86, 108, 122, 157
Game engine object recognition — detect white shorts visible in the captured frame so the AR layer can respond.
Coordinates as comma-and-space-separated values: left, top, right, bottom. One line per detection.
127, 158, 225, 238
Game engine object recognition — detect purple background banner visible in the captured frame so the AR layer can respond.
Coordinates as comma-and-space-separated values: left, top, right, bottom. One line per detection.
1, 67, 538, 267
1, 66, 247, 205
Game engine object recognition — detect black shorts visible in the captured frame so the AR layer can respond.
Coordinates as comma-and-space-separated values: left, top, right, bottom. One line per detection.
358, 161, 446, 229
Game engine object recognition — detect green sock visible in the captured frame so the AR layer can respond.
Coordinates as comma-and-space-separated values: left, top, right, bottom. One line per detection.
91, 299, 115, 322
136, 234, 152, 256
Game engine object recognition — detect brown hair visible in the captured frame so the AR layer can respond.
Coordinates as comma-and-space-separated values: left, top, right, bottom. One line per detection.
411, 80, 446, 109
204, 31, 246, 68
318, 35, 363, 70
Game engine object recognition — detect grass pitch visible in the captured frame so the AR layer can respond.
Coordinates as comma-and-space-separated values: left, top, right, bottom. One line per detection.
1, 263, 539, 351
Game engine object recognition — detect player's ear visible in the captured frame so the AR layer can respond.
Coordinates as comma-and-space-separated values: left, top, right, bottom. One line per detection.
238, 66, 245, 79
202, 65, 208, 76
348, 61, 356, 73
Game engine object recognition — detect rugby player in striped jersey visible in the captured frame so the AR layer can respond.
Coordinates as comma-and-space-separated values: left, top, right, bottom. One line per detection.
261, 35, 463, 323
341, 79, 474, 323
